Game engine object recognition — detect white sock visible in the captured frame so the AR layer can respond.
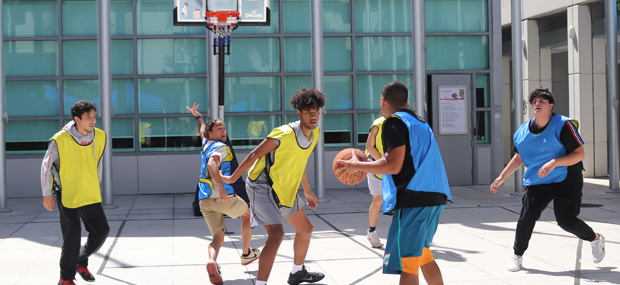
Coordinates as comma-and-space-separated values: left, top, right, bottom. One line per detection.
291, 264, 304, 274
256, 281, 268, 285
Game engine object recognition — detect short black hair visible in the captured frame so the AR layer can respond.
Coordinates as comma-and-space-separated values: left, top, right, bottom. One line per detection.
382, 81, 408, 107
528, 88, 555, 105
205, 119, 223, 133
289, 87, 326, 111
71, 100, 97, 121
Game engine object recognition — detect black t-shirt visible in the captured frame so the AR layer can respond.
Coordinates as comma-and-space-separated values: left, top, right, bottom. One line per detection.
382, 109, 448, 209
513, 114, 584, 184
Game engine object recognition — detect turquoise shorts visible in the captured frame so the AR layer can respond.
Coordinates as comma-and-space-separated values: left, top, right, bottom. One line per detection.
383, 205, 445, 275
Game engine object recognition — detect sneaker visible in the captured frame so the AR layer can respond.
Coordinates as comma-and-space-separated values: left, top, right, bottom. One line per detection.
366, 230, 384, 248
77, 264, 96, 282
507, 255, 523, 272
287, 265, 325, 285
58, 279, 76, 285
240, 248, 261, 265
591, 233, 606, 264
206, 259, 223, 285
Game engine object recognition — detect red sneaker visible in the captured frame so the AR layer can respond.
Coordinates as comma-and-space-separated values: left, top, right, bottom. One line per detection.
77, 264, 96, 282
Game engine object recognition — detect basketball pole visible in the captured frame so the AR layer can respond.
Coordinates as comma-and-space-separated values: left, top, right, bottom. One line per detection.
0, 0, 11, 213
311, 0, 328, 203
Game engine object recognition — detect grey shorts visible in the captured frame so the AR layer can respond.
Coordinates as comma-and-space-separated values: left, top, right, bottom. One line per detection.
245, 178, 304, 227
367, 173, 382, 196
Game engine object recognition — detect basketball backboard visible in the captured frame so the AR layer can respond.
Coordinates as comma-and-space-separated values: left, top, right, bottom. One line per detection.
173, 0, 270, 26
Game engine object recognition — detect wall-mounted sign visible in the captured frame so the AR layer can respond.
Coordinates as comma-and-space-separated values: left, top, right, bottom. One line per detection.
438, 86, 467, 135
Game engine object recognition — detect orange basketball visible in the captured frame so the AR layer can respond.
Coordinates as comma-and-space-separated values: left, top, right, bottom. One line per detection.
333, 148, 368, 185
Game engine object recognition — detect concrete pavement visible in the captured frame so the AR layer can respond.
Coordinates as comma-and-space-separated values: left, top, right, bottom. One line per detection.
1, 177, 620, 284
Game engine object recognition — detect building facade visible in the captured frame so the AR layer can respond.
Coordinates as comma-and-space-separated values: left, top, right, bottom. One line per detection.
4, 0, 502, 198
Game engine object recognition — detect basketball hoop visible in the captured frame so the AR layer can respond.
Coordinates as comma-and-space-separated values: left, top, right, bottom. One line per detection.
206, 11, 239, 48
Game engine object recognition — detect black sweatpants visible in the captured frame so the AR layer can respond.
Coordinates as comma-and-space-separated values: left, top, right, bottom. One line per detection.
513, 181, 596, 256
56, 192, 110, 280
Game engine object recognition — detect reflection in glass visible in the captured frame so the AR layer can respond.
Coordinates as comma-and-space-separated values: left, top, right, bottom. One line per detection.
5, 120, 58, 153
355, 0, 411, 33
426, 36, 489, 70
425, 0, 488, 33
356, 37, 412, 71
62, 0, 97, 36
138, 77, 207, 114
4, 1, 58, 37
225, 77, 280, 113
284, 76, 352, 111
63, 40, 98, 76
225, 115, 281, 149
139, 117, 202, 151
357, 113, 383, 146
138, 38, 206, 74
7, 81, 59, 117
137, 0, 204, 35
5, 41, 58, 77
227, 38, 280, 73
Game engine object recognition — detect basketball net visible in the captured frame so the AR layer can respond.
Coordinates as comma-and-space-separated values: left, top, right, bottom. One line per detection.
206, 11, 239, 48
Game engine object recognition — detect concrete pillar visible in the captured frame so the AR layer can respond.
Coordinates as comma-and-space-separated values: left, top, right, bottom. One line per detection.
522, 19, 540, 121
567, 4, 594, 177
502, 56, 512, 164
540, 48, 552, 91
592, 37, 608, 176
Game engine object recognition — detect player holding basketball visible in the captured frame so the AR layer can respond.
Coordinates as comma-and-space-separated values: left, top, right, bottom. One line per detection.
186, 104, 260, 285
364, 116, 385, 248
220, 87, 326, 285
337, 81, 451, 285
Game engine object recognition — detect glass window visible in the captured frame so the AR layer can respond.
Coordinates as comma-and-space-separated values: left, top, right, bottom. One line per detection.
63, 40, 98, 76
324, 37, 352, 72
6, 80, 59, 117
5, 120, 58, 154
225, 76, 281, 112
283, 0, 310, 33
356, 74, 414, 110
3, 1, 58, 37
284, 37, 311, 72
324, 114, 352, 146
325, 76, 352, 110
138, 77, 207, 114
137, 0, 205, 35
226, 38, 280, 73
476, 111, 490, 143
426, 36, 489, 70
112, 118, 135, 151
425, 0, 488, 32
355, 0, 412, 33
111, 79, 135, 115
62, 0, 97, 36
225, 115, 281, 149
112, 40, 134, 75
476, 74, 490, 108
63, 80, 100, 115
137, 38, 207, 75
324, 0, 351, 33
357, 113, 382, 146
139, 117, 202, 151
355, 36, 412, 71
235, 0, 280, 34
5, 41, 58, 77
111, 0, 133, 36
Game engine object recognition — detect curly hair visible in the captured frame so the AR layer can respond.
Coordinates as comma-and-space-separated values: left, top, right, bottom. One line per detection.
70, 100, 97, 121
382, 81, 408, 107
289, 87, 326, 111
528, 87, 555, 105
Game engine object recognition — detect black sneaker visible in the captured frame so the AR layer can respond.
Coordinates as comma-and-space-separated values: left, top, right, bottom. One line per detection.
287, 265, 325, 285
77, 264, 96, 282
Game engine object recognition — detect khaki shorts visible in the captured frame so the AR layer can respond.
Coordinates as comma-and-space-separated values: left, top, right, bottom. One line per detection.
199, 195, 248, 236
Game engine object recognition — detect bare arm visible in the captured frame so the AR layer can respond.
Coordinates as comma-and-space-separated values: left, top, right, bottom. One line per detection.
185, 103, 205, 141
207, 155, 230, 204
365, 125, 381, 161
490, 153, 523, 193
220, 138, 278, 184
538, 145, 584, 178
336, 145, 406, 180
301, 169, 317, 209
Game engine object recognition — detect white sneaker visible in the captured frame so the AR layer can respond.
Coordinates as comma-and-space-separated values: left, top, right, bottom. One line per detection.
591, 233, 605, 264
366, 230, 384, 248
507, 255, 522, 272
